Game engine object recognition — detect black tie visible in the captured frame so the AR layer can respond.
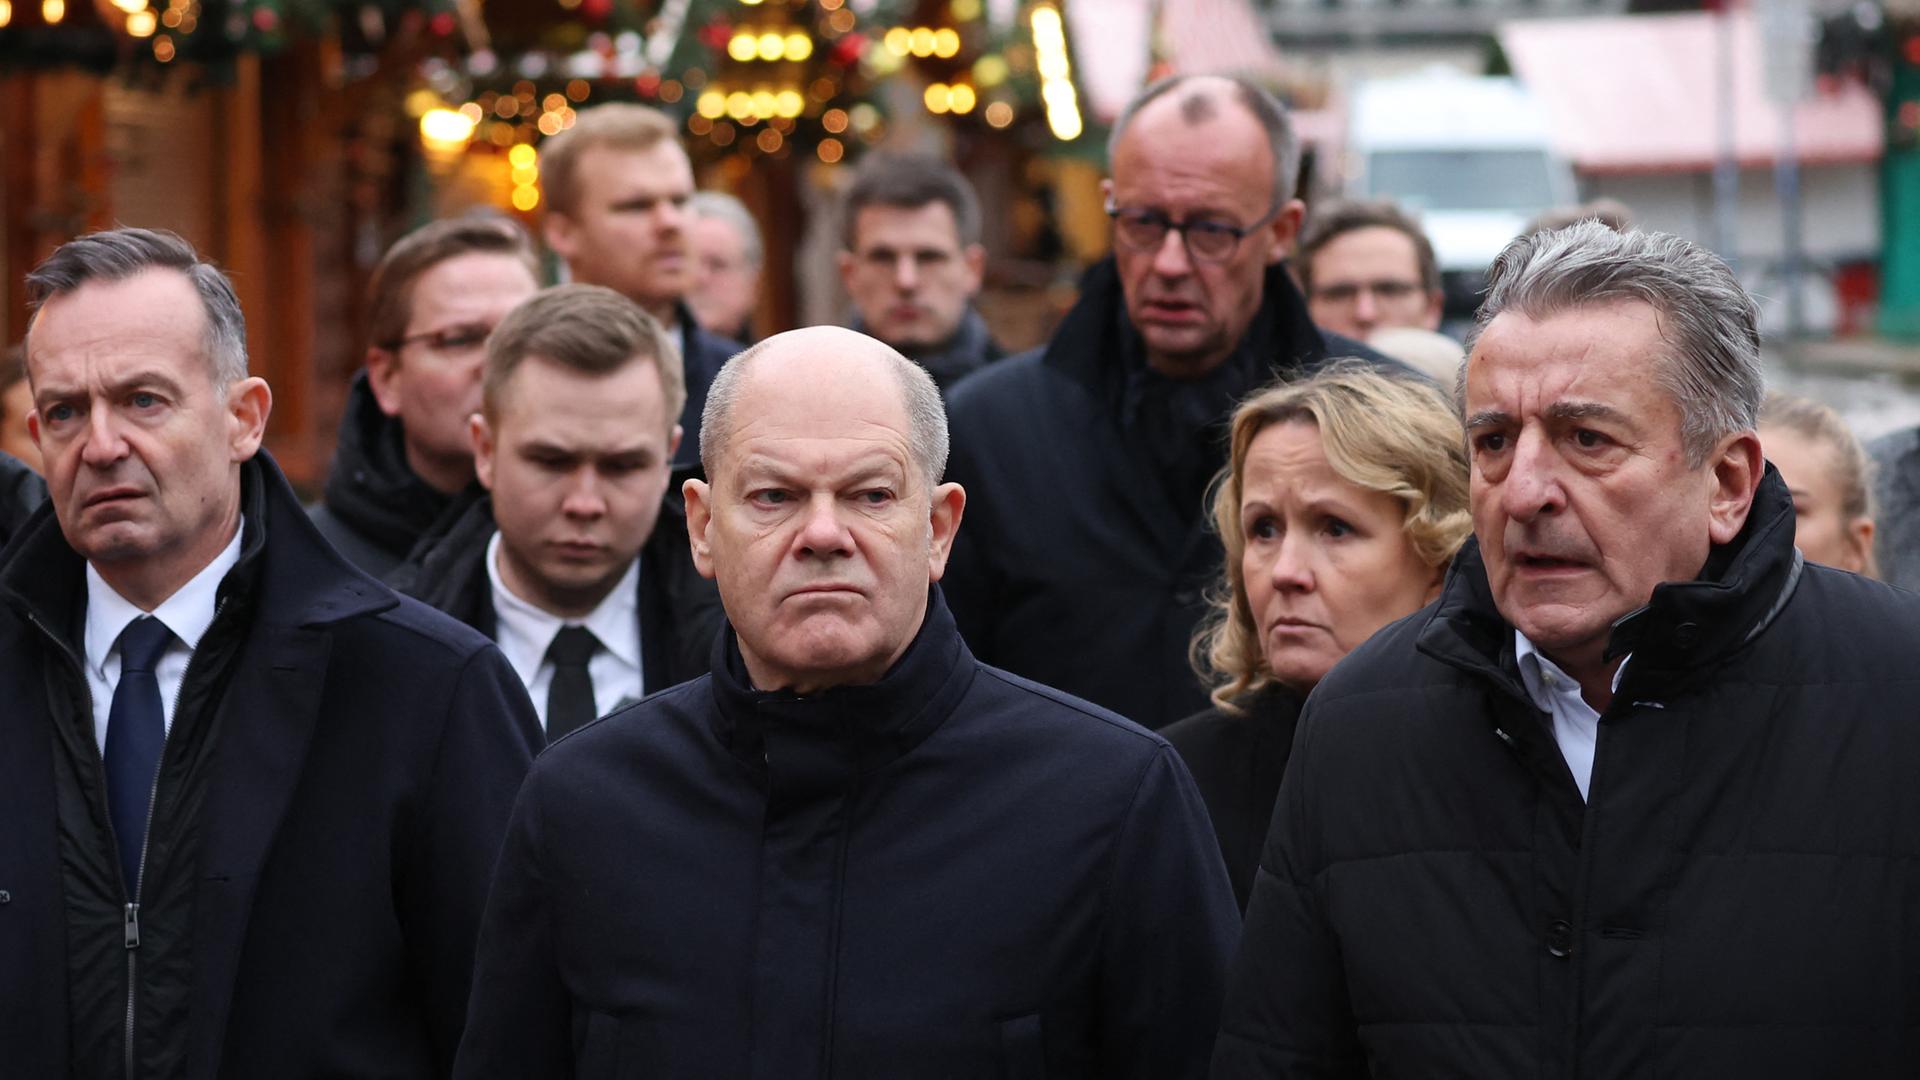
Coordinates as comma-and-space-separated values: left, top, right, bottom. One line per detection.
104, 616, 172, 897
545, 625, 600, 739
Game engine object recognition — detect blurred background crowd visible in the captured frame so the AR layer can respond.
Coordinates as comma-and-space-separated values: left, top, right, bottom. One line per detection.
2, 0, 1918, 486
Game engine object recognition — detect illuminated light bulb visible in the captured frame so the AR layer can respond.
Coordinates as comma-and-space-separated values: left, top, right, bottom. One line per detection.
543, 93, 566, 112
726, 92, 754, 120
511, 165, 539, 185
973, 55, 1008, 87
511, 186, 541, 211
459, 102, 485, 123
948, 83, 975, 113
697, 90, 727, 119
932, 27, 959, 58
756, 128, 782, 153
952, 0, 980, 18
42, 0, 64, 24
817, 137, 844, 164
774, 90, 804, 118
750, 90, 777, 117
0, 1, 13, 26
126, 7, 156, 34
758, 31, 784, 60
1037, 52, 1068, 81
924, 83, 951, 115
728, 33, 757, 62
420, 108, 478, 149
111, 0, 145, 14
985, 101, 1013, 127
909, 26, 935, 57
784, 33, 811, 61
508, 143, 537, 168
152, 33, 174, 60
883, 27, 909, 56
537, 113, 563, 136
821, 108, 848, 134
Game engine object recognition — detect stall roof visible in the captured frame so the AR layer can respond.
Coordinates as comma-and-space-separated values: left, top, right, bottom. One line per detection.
1498, 11, 1882, 174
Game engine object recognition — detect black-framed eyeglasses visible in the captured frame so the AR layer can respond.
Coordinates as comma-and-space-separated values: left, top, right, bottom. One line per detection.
1104, 199, 1276, 264
384, 323, 494, 354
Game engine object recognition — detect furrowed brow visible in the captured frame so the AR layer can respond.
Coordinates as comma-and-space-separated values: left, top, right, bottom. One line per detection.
1544, 401, 1636, 428
1465, 409, 1513, 432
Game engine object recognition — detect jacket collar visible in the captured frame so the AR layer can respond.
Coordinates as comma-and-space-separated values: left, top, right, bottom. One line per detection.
0, 451, 396, 637
849, 307, 1002, 389
706, 586, 976, 786
1039, 256, 1332, 396
1417, 465, 1803, 702
319, 371, 455, 554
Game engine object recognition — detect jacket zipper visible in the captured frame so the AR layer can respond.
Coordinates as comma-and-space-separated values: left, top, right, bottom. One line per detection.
28, 601, 220, 1080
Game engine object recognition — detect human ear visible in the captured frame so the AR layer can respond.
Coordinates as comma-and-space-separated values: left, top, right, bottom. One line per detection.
1267, 199, 1306, 265
226, 377, 273, 461
1846, 516, 1876, 577
364, 347, 404, 418
684, 477, 717, 580
470, 414, 497, 491
1706, 431, 1764, 546
925, 482, 967, 581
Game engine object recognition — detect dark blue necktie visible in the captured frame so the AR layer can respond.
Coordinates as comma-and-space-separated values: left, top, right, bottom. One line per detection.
104, 616, 172, 898
545, 625, 600, 739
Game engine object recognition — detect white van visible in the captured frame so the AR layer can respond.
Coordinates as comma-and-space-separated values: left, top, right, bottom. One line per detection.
1345, 70, 1578, 281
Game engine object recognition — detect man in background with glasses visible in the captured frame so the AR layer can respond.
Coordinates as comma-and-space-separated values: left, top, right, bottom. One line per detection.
310, 215, 541, 577
1298, 198, 1447, 342
943, 74, 1399, 730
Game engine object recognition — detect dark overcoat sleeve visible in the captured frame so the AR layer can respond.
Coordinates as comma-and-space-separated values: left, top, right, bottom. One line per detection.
1210, 704, 1368, 1079
1098, 744, 1242, 1079
398, 644, 542, 1072
452, 765, 572, 1077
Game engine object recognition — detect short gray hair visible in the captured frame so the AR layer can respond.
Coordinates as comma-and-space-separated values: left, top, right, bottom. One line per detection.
700, 337, 949, 489
1463, 220, 1762, 467
690, 191, 764, 270
25, 227, 249, 387
1107, 74, 1300, 211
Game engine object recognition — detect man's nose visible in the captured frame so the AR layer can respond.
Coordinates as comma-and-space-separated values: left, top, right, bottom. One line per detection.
79, 406, 130, 469
560, 469, 608, 519
892, 254, 920, 292
1352, 288, 1379, 328
1150, 227, 1193, 278
795, 494, 854, 557
1500, 429, 1566, 522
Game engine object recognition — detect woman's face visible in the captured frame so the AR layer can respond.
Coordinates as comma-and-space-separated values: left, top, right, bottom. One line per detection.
1760, 424, 1874, 575
1240, 421, 1443, 692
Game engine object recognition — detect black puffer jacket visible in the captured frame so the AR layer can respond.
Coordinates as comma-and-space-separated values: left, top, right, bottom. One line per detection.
1213, 468, 1920, 1078
308, 371, 457, 578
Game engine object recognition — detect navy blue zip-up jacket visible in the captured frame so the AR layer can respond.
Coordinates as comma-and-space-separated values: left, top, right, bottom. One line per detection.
454, 589, 1240, 1078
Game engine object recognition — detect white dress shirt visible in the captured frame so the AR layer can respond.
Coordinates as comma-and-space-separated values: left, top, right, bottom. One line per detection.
1514, 630, 1631, 802
486, 530, 644, 733
84, 519, 246, 753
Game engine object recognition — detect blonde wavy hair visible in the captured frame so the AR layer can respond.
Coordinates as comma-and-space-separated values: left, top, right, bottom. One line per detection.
1192, 363, 1472, 710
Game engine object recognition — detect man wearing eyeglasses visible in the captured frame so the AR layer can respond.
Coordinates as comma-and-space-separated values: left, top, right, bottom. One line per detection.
310, 216, 541, 578
943, 74, 1401, 729
1298, 198, 1446, 342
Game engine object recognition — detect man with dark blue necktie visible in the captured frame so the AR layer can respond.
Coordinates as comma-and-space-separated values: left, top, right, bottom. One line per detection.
0, 227, 540, 1077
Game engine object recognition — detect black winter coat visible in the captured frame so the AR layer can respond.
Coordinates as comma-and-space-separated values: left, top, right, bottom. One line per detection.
0, 452, 542, 1078
674, 307, 743, 472
1162, 684, 1303, 913
0, 449, 46, 549
943, 258, 1400, 728
454, 589, 1241, 1079
389, 489, 724, 700
309, 371, 460, 578
1213, 469, 1920, 1078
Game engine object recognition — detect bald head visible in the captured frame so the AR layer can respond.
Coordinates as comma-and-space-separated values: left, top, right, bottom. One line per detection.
1107, 74, 1299, 212
700, 326, 950, 489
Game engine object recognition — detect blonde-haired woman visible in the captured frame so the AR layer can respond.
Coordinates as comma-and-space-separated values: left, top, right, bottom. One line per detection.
1758, 391, 1877, 577
1164, 364, 1472, 910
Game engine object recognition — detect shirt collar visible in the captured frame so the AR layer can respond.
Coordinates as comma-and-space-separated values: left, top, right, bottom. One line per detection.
84, 516, 246, 677
485, 530, 641, 669
1514, 628, 1629, 711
